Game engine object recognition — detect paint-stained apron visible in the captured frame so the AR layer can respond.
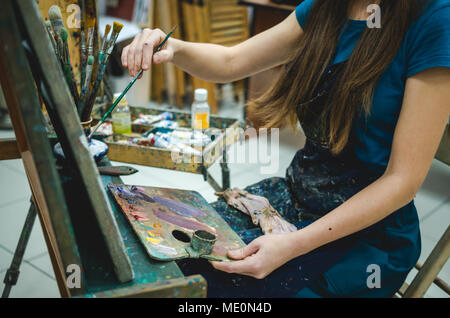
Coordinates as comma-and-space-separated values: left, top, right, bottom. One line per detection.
177, 61, 421, 298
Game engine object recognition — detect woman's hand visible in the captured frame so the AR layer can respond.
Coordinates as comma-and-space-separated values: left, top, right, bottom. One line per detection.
211, 233, 301, 279
121, 28, 174, 78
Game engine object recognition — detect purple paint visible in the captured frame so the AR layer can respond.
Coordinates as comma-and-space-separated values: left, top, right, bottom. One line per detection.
116, 185, 155, 204
154, 209, 214, 233
130, 186, 155, 203
152, 196, 206, 218
116, 186, 137, 201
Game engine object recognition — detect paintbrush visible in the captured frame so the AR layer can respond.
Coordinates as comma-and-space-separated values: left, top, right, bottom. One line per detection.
87, 27, 95, 57
80, 0, 87, 88
48, 5, 64, 61
81, 55, 94, 98
44, 20, 58, 56
80, 22, 124, 120
82, 16, 96, 97
60, 27, 80, 105
106, 21, 124, 54
88, 26, 177, 139
60, 27, 70, 63
99, 24, 111, 63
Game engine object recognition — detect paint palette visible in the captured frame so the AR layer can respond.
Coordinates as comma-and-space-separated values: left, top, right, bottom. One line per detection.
108, 184, 246, 262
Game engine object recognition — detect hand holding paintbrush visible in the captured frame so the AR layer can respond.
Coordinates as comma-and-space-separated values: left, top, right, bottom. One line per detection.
88, 26, 177, 139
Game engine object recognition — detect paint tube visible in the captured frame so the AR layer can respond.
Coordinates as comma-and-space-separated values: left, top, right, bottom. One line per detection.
157, 134, 201, 155
156, 130, 211, 147
128, 133, 201, 156
133, 112, 174, 125
152, 120, 179, 129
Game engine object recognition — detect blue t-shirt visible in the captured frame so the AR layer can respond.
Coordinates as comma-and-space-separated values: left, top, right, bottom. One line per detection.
292, 0, 450, 297
295, 0, 450, 172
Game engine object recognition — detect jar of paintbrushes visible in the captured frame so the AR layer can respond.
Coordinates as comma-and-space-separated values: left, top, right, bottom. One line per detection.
45, 4, 124, 162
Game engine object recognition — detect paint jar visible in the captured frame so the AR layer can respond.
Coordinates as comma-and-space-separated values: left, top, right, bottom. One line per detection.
191, 88, 210, 130
112, 93, 132, 135
191, 230, 217, 255
80, 117, 93, 135
54, 116, 108, 162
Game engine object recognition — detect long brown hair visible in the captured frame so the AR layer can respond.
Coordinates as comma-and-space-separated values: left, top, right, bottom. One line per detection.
248, 0, 426, 154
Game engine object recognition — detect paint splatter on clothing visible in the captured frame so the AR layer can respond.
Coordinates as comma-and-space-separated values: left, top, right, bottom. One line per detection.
177, 59, 420, 298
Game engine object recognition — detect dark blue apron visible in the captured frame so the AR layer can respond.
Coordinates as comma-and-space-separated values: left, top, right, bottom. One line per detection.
177, 61, 420, 298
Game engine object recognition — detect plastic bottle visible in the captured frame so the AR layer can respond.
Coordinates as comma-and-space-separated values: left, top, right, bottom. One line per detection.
111, 93, 132, 135
191, 88, 210, 130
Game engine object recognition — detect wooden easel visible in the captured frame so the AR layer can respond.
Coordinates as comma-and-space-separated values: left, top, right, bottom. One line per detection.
0, 0, 206, 298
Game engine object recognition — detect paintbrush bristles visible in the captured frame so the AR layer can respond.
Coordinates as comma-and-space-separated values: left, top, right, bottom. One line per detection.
86, 17, 96, 28
105, 24, 111, 37
169, 25, 178, 35
48, 5, 62, 20
112, 22, 124, 34
101, 24, 112, 53
44, 20, 58, 55
48, 6, 63, 34
106, 22, 124, 56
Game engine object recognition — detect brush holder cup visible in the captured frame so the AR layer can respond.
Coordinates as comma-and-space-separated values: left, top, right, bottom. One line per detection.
54, 117, 109, 162
191, 230, 217, 255
185, 230, 217, 258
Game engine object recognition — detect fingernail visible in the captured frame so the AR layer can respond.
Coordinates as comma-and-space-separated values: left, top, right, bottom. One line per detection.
142, 64, 148, 69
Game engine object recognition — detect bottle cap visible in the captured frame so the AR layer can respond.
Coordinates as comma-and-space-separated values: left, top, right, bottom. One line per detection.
113, 92, 127, 103
194, 88, 208, 102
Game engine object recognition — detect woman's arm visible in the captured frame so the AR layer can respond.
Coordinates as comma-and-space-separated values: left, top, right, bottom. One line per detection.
121, 12, 303, 82
212, 67, 450, 279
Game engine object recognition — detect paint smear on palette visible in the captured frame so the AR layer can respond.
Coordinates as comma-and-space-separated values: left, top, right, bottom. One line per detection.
154, 209, 216, 234
129, 209, 149, 221
152, 244, 178, 256
152, 243, 177, 256
116, 185, 155, 203
151, 196, 207, 218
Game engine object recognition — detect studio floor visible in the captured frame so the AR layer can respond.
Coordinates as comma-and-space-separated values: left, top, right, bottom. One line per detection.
0, 106, 449, 298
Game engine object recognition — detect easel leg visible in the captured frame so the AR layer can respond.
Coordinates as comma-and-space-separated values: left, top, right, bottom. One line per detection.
1, 198, 37, 298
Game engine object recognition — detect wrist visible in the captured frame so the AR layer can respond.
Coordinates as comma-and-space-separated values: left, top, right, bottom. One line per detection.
169, 38, 182, 61
285, 229, 311, 259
